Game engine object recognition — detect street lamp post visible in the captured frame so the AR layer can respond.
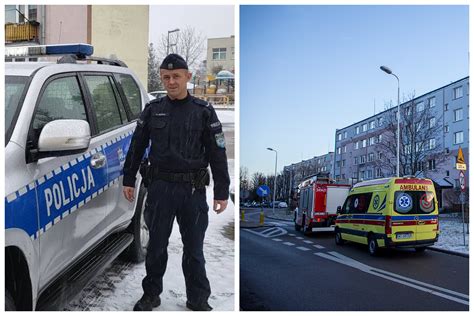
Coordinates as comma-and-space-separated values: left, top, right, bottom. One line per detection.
267, 147, 278, 215
167, 28, 180, 55
380, 65, 400, 177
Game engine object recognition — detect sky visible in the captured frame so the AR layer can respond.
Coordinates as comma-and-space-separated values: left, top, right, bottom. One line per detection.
149, 5, 235, 64
240, 5, 469, 176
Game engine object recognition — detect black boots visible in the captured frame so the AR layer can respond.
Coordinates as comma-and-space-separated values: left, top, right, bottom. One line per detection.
186, 301, 213, 311
133, 294, 161, 311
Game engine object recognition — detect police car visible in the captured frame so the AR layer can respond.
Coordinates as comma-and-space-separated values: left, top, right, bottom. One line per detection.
5, 44, 150, 310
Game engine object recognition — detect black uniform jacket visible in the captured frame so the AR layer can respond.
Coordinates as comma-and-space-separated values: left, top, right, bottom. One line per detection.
123, 94, 230, 200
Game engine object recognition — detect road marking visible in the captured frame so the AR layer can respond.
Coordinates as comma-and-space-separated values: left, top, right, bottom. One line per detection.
288, 234, 296, 237
242, 227, 287, 238
283, 242, 295, 246
296, 246, 311, 251
296, 237, 304, 240
313, 245, 325, 249
314, 251, 469, 306
272, 238, 282, 242
303, 240, 313, 244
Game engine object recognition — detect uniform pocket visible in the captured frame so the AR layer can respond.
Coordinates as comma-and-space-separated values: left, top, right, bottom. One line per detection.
151, 116, 169, 150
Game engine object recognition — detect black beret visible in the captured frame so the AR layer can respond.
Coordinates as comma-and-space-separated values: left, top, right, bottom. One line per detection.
160, 54, 188, 70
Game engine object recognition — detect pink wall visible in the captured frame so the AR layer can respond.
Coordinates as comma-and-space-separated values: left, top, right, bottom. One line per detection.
45, 5, 88, 45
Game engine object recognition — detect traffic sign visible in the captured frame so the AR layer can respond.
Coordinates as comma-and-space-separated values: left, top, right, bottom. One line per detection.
456, 147, 466, 170
459, 171, 465, 192
256, 185, 270, 197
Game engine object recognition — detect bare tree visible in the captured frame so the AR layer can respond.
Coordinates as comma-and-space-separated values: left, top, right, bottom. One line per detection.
156, 26, 205, 71
375, 92, 449, 177
147, 43, 162, 92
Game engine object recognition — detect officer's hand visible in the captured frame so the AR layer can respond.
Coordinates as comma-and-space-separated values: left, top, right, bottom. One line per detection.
213, 200, 228, 214
123, 186, 135, 202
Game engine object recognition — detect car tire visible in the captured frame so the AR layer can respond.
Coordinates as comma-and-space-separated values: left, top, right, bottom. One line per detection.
302, 215, 311, 236
5, 289, 16, 311
124, 184, 148, 263
335, 228, 345, 246
368, 235, 379, 256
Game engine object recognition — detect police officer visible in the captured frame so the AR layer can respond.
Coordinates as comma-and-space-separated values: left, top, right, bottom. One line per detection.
122, 53, 230, 311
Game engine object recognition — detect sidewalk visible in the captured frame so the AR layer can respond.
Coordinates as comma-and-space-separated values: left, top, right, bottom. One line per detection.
240, 208, 469, 256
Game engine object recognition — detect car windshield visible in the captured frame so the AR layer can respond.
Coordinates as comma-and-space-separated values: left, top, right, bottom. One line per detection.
6, 75, 29, 142
394, 191, 436, 215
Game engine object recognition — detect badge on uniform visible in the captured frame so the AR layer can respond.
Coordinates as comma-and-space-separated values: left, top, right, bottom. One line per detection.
215, 132, 226, 148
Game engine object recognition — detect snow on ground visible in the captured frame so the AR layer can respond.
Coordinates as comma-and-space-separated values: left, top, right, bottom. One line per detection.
431, 213, 469, 255
66, 160, 235, 311
216, 109, 234, 124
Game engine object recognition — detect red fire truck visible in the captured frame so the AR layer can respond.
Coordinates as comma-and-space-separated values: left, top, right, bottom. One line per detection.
294, 176, 351, 235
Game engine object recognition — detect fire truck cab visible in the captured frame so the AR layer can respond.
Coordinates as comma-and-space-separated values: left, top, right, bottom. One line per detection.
294, 176, 350, 235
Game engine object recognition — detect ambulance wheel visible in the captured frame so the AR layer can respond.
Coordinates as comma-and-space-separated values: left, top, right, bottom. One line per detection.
124, 184, 148, 263
415, 247, 427, 253
5, 289, 15, 311
368, 235, 379, 256
335, 228, 345, 245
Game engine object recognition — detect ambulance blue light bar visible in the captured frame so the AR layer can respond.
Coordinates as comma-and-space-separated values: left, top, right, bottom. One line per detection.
5, 43, 94, 58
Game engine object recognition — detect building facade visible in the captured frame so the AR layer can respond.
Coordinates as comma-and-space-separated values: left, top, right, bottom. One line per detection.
283, 152, 335, 197
333, 77, 469, 209
5, 5, 149, 86
206, 36, 235, 75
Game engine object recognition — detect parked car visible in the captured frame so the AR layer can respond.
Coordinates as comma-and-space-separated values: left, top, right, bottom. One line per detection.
278, 202, 288, 208
5, 44, 150, 311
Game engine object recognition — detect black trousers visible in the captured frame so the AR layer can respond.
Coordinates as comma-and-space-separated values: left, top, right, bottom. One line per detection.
142, 179, 210, 304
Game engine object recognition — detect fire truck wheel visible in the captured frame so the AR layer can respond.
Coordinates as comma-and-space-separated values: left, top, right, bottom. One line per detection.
335, 228, 345, 245
368, 235, 379, 256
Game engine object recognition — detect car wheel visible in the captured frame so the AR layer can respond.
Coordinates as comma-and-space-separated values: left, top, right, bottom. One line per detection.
368, 235, 379, 256
124, 184, 148, 262
5, 289, 15, 311
302, 215, 311, 236
335, 228, 345, 246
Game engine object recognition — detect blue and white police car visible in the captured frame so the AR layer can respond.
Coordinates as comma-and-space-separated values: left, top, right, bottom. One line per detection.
5, 44, 150, 310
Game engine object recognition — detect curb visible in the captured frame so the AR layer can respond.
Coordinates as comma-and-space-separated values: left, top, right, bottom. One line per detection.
265, 215, 293, 222
427, 246, 469, 258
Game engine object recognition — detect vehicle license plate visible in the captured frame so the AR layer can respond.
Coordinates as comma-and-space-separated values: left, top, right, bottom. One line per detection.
396, 233, 413, 240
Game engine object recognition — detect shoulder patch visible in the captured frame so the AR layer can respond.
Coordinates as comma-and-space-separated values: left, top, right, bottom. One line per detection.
193, 97, 209, 107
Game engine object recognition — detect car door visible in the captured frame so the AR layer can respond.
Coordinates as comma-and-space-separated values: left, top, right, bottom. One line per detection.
28, 73, 109, 288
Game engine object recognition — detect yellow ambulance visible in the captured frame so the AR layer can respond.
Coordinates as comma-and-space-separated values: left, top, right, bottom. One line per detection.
334, 177, 439, 255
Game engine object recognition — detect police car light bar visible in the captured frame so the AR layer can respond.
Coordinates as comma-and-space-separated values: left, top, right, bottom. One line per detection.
5, 43, 94, 58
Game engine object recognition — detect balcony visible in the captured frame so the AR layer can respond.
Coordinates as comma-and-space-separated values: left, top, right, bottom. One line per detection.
5, 21, 40, 43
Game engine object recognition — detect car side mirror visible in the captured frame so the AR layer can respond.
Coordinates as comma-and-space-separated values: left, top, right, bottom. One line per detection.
35, 119, 91, 160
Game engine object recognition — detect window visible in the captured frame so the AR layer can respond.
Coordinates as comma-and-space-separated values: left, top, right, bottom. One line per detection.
394, 191, 435, 215
428, 97, 436, 108
416, 101, 424, 112
377, 117, 383, 127
115, 74, 142, 119
343, 131, 347, 139
212, 48, 227, 60
368, 153, 374, 162
355, 141, 359, 150
376, 168, 382, 178
359, 171, 365, 181
453, 86, 463, 99
341, 160, 346, 167
343, 145, 347, 153
369, 137, 375, 146
84, 75, 123, 133
416, 142, 423, 153
444, 104, 449, 111
362, 123, 368, 132
429, 117, 436, 129
454, 108, 463, 122
378, 134, 383, 143
369, 121, 375, 129
404, 144, 411, 155
444, 125, 449, 133
367, 169, 373, 179
337, 147, 341, 155
362, 139, 367, 148
378, 152, 383, 160
454, 131, 464, 144
356, 126, 360, 134
360, 155, 366, 163
354, 157, 359, 165
428, 159, 436, 171
5, 5, 37, 23
429, 138, 436, 150
405, 106, 412, 116
32, 76, 87, 142
337, 133, 342, 141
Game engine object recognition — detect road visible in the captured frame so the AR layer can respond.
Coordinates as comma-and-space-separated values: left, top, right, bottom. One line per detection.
240, 208, 469, 311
